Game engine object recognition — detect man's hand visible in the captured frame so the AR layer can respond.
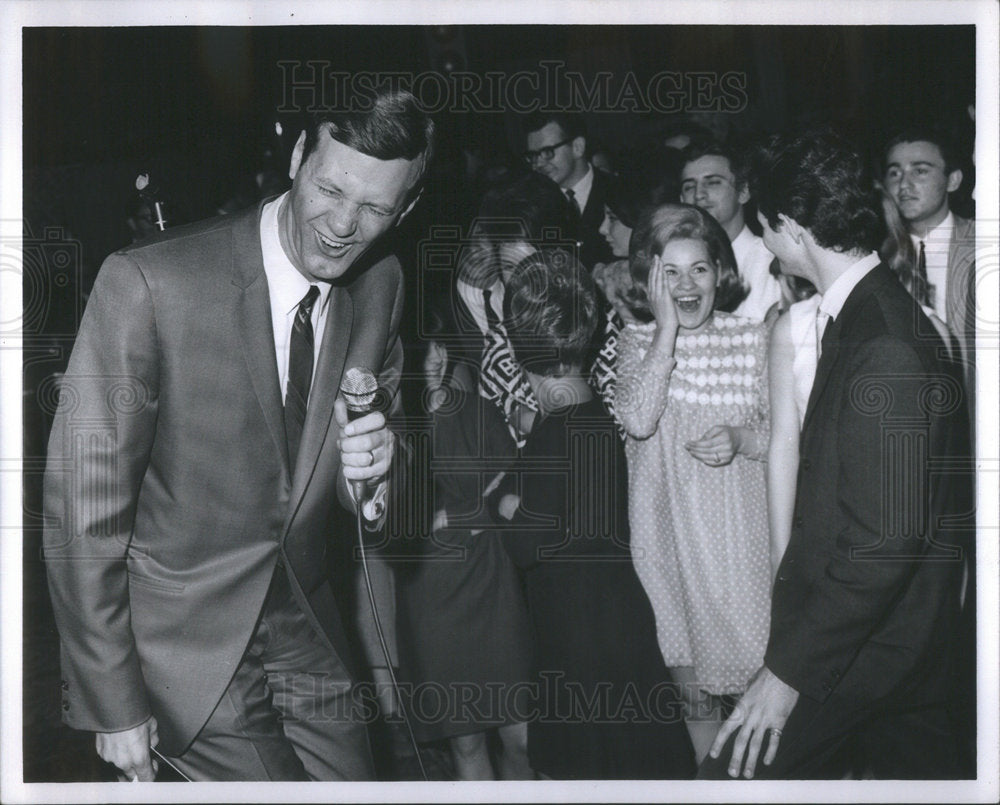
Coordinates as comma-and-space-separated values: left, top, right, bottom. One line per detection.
335, 399, 395, 487
95, 715, 159, 782
498, 494, 520, 521
708, 665, 798, 779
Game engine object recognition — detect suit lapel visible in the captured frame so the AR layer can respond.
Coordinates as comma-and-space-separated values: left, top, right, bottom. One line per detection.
801, 314, 842, 432
231, 202, 290, 474
287, 285, 354, 516
801, 264, 888, 432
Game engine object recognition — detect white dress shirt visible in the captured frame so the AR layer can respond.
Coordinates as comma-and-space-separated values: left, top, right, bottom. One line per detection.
456, 276, 505, 335
261, 192, 386, 518
731, 225, 782, 322
818, 252, 882, 324
910, 210, 953, 323
566, 163, 595, 213
260, 192, 332, 401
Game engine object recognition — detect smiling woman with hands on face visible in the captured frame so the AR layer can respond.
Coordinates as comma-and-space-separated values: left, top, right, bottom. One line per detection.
615, 203, 772, 765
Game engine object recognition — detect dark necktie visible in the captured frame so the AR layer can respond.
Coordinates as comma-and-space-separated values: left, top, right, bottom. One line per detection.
915, 239, 932, 309
483, 287, 500, 330
285, 285, 320, 471
565, 188, 582, 230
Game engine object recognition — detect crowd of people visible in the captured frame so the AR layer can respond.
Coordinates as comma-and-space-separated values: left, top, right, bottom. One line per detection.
42, 86, 976, 783
394, 108, 976, 780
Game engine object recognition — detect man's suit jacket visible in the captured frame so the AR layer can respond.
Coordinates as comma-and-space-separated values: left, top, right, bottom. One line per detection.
43, 200, 404, 756
576, 167, 615, 270
766, 264, 967, 711
947, 215, 976, 419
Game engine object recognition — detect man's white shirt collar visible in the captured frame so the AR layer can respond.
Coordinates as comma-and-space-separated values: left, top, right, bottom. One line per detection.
910, 210, 954, 253
567, 163, 595, 211
819, 252, 881, 321
261, 192, 332, 316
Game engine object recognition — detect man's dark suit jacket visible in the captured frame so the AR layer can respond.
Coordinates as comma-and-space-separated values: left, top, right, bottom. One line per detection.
576, 167, 615, 270
767, 264, 967, 722
43, 199, 404, 756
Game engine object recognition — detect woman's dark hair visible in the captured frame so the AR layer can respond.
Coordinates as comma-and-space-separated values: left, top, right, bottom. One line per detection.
876, 182, 928, 303
504, 248, 598, 377
625, 203, 746, 321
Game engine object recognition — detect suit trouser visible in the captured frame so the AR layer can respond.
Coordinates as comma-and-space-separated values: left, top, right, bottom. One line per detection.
166, 565, 376, 781
697, 688, 962, 780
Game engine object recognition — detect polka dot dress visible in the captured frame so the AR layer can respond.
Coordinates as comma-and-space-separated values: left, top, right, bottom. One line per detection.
617, 313, 771, 695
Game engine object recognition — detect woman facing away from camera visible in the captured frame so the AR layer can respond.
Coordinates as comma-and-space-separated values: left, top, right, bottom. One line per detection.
615, 203, 771, 763
494, 248, 696, 780
394, 297, 534, 781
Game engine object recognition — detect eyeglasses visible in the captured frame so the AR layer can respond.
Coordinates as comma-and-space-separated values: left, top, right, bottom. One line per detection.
522, 138, 573, 165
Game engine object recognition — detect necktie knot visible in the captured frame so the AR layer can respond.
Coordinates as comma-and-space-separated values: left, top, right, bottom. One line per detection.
297, 285, 320, 322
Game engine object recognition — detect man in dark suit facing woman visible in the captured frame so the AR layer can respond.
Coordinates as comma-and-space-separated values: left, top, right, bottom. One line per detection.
43, 88, 434, 781
699, 131, 971, 779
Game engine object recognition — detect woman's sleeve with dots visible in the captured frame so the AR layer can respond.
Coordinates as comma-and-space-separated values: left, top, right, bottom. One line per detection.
616, 325, 676, 440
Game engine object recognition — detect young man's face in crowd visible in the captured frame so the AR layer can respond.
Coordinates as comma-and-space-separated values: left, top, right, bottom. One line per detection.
883, 140, 962, 231
680, 155, 749, 233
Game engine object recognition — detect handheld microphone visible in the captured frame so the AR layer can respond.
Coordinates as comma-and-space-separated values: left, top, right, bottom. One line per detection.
340, 366, 379, 502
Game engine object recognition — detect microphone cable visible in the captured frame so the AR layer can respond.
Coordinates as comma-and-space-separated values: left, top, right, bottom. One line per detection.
355, 504, 428, 782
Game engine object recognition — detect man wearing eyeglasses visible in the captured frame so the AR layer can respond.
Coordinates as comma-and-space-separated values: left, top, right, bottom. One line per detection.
521, 111, 613, 270
679, 139, 781, 321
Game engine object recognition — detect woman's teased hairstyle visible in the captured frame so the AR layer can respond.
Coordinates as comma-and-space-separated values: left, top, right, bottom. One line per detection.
504, 248, 598, 377
625, 203, 746, 321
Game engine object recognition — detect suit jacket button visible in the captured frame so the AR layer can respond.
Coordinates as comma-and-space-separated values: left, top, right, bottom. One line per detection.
62, 700, 70, 711
61, 681, 69, 691
794, 516, 803, 528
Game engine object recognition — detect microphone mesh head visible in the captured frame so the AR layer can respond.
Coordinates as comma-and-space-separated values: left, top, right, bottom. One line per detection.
341, 366, 378, 413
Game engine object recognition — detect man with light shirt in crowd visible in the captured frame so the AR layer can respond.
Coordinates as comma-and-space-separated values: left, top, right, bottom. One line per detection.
679, 139, 781, 321
882, 127, 976, 386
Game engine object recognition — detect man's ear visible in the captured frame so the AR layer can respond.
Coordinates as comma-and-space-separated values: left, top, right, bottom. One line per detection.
777, 213, 804, 243
946, 168, 963, 194
572, 136, 587, 159
737, 183, 751, 206
289, 131, 307, 181
395, 188, 424, 226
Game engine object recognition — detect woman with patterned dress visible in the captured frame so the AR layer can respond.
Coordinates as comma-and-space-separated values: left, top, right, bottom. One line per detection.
616, 204, 771, 763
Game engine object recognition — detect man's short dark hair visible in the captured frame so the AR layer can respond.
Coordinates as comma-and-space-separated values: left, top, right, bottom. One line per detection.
750, 129, 882, 254
505, 248, 598, 377
522, 111, 587, 144
679, 137, 748, 191
882, 126, 962, 175
300, 88, 435, 198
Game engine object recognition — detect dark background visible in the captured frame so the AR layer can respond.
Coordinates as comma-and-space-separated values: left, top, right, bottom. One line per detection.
21, 24, 976, 782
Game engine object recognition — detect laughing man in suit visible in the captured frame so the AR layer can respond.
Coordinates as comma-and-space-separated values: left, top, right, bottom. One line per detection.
699, 130, 969, 780
43, 89, 433, 781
